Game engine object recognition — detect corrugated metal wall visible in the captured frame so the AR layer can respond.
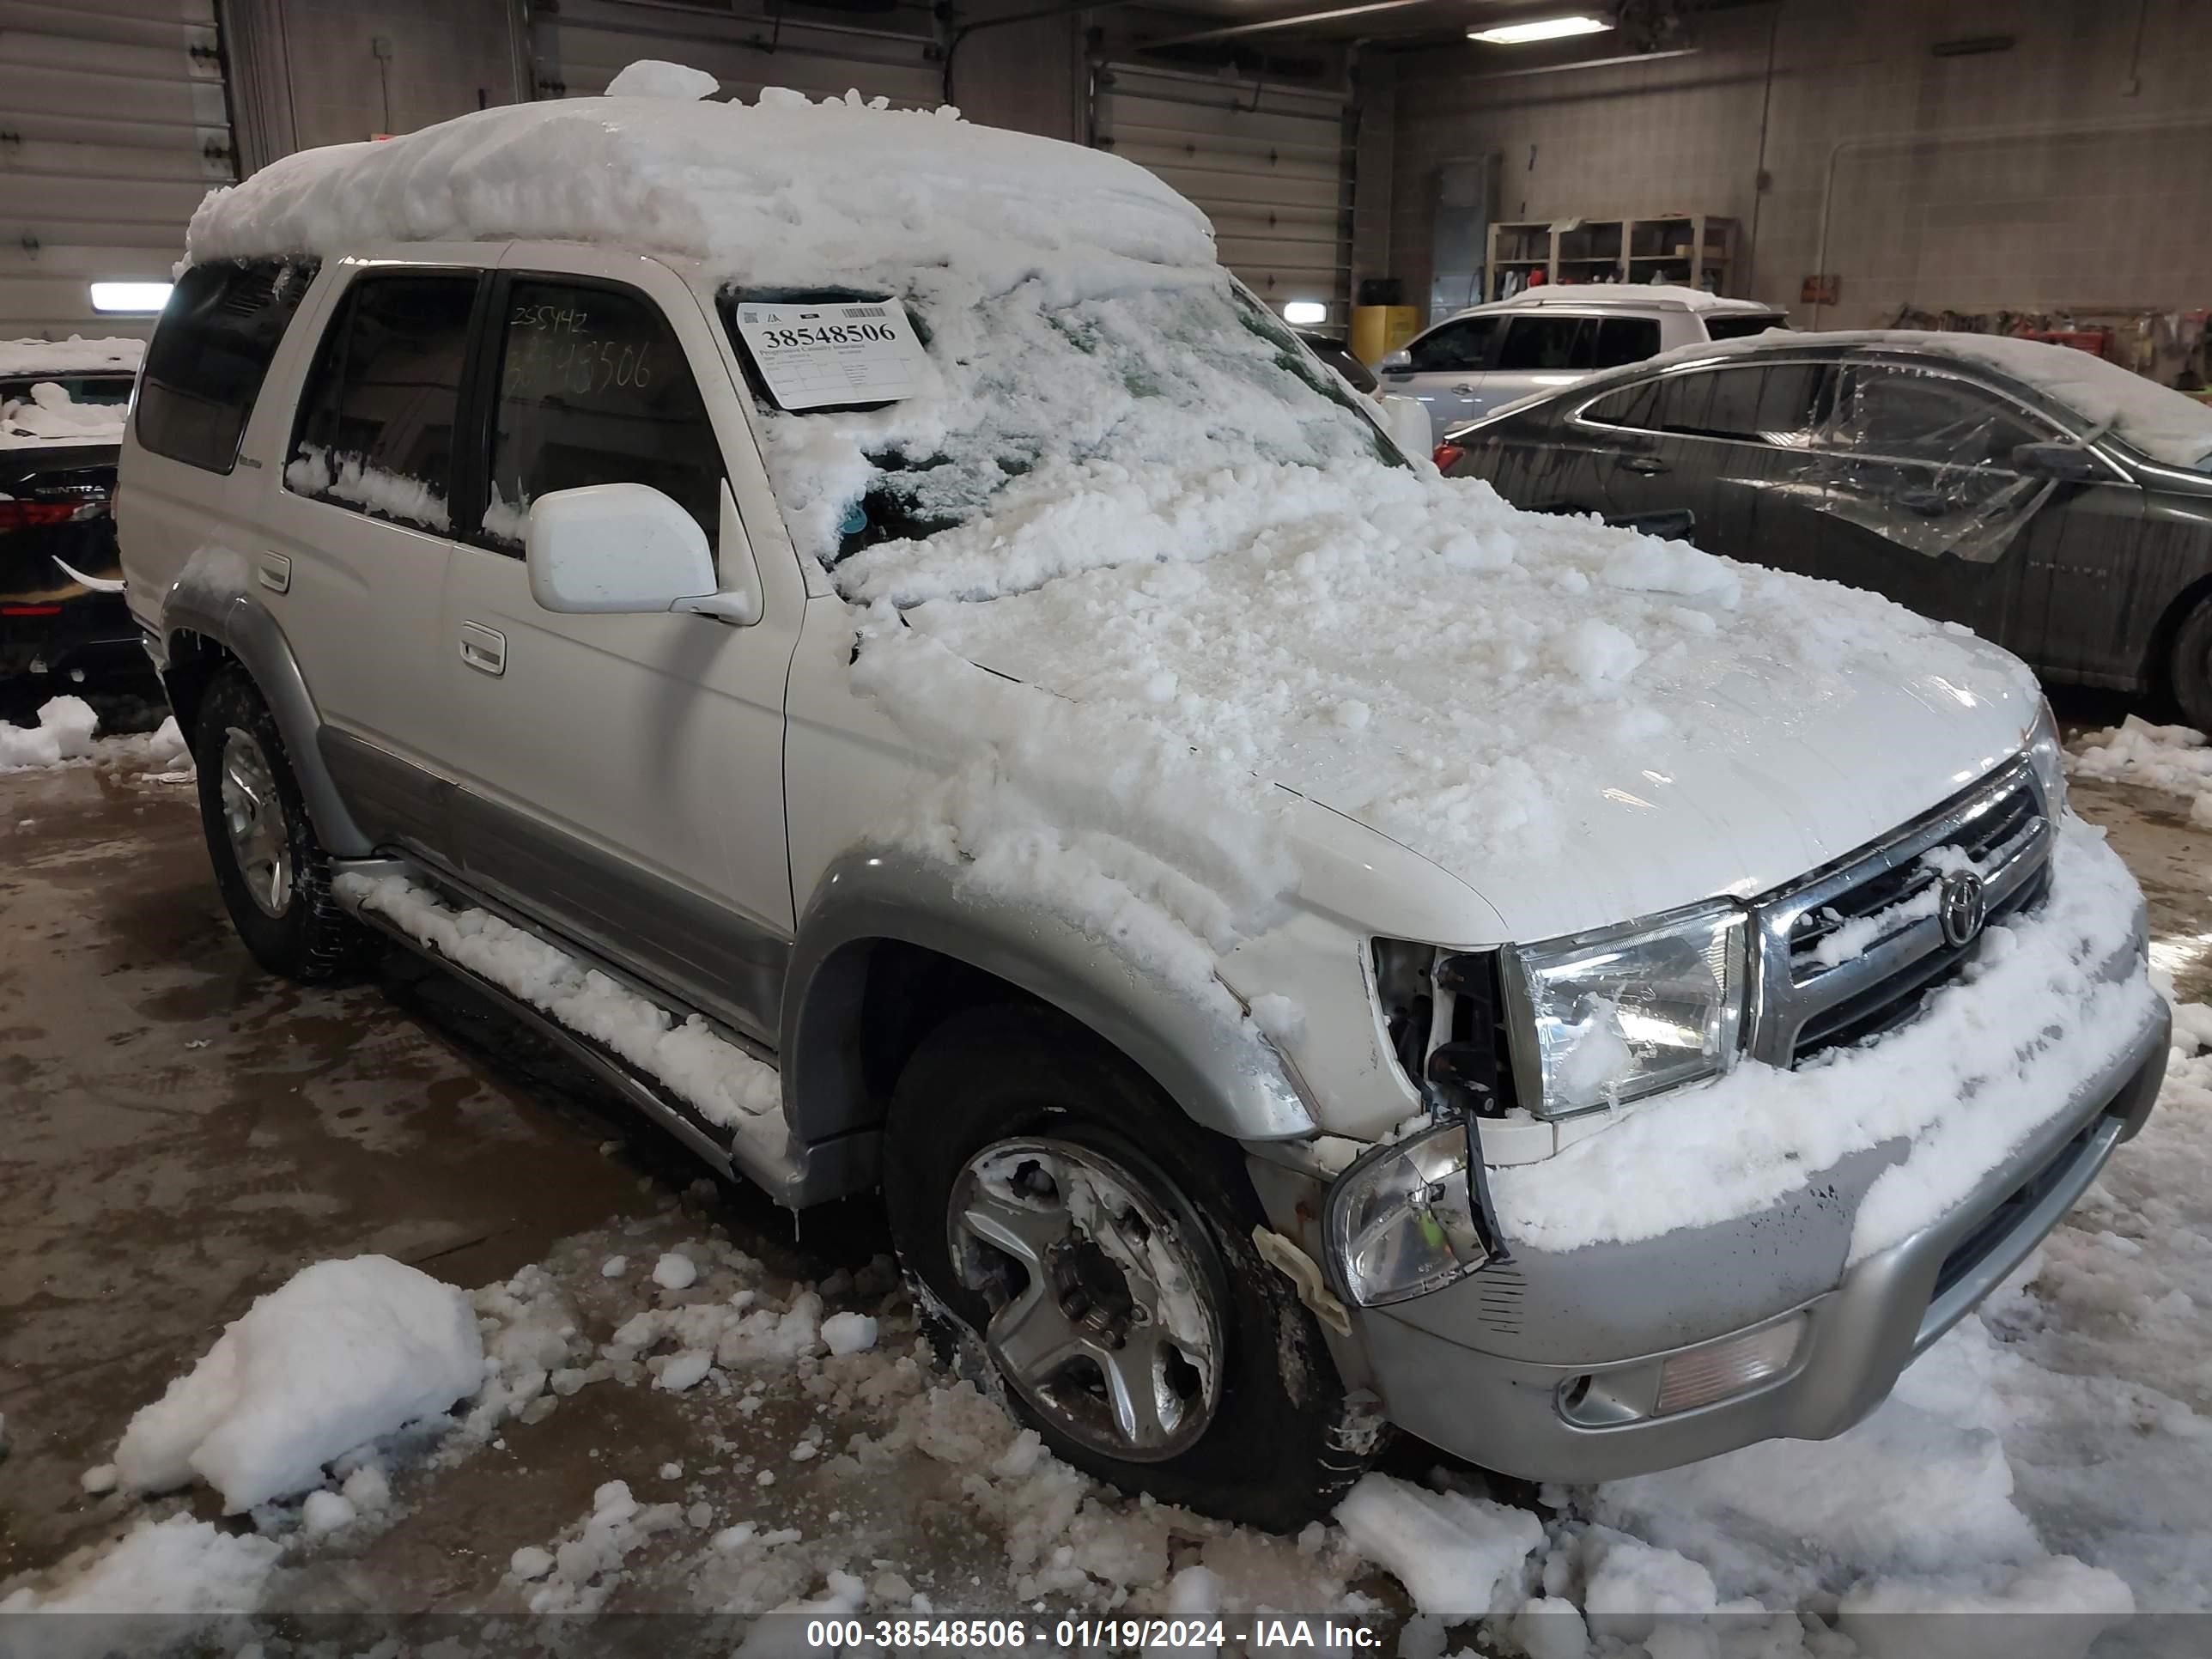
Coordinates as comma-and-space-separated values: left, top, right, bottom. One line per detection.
1092, 62, 1353, 322
528, 0, 938, 107
0, 0, 235, 339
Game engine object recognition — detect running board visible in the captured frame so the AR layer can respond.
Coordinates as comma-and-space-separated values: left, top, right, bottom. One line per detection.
331, 856, 877, 1209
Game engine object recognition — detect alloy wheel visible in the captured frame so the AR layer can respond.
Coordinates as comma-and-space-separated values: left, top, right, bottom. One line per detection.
219, 726, 293, 919
948, 1136, 1224, 1462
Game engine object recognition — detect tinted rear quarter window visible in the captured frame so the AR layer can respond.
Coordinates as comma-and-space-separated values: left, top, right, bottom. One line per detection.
1593, 316, 1660, 368
137, 259, 319, 473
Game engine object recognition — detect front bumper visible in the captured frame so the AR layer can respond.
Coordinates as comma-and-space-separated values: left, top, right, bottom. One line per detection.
1354, 995, 2168, 1485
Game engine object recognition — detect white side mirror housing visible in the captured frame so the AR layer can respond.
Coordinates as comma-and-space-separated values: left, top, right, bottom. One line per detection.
526, 483, 718, 615
1379, 347, 1412, 371
1374, 392, 1436, 464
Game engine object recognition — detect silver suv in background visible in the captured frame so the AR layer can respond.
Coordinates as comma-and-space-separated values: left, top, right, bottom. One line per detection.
1381, 284, 1790, 442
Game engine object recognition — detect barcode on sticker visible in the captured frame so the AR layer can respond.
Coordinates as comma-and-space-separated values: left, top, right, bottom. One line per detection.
846, 307, 887, 319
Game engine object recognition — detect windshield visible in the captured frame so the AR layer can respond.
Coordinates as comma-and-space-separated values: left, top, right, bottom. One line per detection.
720, 273, 1399, 580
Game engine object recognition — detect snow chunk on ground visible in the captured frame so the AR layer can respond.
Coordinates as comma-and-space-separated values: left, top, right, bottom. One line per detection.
0, 696, 97, 770
820, 1311, 878, 1355
1333, 1473, 1540, 1618
112, 1255, 483, 1511
0, 1513, 279, 1620
1838, 1554, 2132, 1659
653, 1251, 698, 1291
2068, 714, 2212, 817
605, 58, 719, 99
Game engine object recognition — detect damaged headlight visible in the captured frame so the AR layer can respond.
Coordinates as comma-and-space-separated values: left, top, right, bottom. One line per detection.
1505, 900, 1747, 1120
1325, 1119, 1494, 1307
2027, 697, 2069, 820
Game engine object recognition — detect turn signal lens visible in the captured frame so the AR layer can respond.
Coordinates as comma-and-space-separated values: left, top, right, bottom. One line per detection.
1654, 1317, 1804, 1415
1433, 442, 1465, 471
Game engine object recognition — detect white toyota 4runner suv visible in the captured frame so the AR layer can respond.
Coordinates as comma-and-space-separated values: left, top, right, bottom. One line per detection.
118, 82, 2166, 1530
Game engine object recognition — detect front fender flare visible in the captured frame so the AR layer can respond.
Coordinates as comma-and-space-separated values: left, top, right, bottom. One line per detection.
782, 848, 1316, 1146
163, 585, 371, 856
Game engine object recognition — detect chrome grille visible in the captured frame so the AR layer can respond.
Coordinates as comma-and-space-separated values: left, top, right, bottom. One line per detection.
1748, 758, 2052, 1068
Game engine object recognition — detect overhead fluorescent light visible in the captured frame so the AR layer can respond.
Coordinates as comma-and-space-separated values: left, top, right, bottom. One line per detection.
1282, 300, 1329, 325
1470, 15, 1613, 45
89, 281, 173, 314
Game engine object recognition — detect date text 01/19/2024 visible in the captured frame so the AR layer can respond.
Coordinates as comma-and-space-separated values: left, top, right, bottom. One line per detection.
803, 1619, 1386, 1651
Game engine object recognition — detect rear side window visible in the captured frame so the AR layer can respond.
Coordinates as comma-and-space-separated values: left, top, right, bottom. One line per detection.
1406, 317, 1499, 374
136, 258, 319, 473
1586, 363, 1829, 446
286, 271, 479, 533
484, 279, 723, 551
1592, 317, 1660, 368
1498, 315, 1597, 372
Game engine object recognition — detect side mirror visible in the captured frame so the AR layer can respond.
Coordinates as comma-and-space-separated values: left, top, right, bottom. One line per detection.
1374, 392, 1435, 462
2011, 441, 2106, 483
1379, 347, 1413, 372
526, 483, 749, 621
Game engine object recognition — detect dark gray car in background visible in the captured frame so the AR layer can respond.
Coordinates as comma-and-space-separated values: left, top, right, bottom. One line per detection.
1439, 333, 2212, 726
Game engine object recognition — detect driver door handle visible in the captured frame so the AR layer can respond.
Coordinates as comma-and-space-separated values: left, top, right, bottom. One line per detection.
1453, 382, 1476, 393
458, 621, 507, 678
1624, 456, 1671, 476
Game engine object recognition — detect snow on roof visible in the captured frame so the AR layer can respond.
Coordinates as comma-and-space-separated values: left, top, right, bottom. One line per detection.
1497, 283, 1781, 314
1576, 325, 2212, 470
0, 380, 129, 450
185, 89, 1216, 294
0, 335, 143, 378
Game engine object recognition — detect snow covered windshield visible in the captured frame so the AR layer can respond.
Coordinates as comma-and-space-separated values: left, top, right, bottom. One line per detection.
720, 275, 1401, 580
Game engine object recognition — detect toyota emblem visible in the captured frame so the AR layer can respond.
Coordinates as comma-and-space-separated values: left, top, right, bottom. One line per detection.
1937, 869, 1988, 949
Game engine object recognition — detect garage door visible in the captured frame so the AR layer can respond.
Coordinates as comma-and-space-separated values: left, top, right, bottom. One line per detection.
0, 0, 234, 340
529, 0, 938, 108
1091, 63, 1352, 324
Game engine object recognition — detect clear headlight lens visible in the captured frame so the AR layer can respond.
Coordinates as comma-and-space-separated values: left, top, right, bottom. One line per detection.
1325, 1120, 1492, 1307
1507, 900, 1747, 1119
2027, 697, 2068, 819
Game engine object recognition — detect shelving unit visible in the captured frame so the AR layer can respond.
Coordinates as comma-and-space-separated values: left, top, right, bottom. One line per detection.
1483, 215, 1737, 303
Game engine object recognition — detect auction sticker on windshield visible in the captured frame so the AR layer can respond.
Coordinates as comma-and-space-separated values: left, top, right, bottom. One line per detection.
733, 299, 931, 410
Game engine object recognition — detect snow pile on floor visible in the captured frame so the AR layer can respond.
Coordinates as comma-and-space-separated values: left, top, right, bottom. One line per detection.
2068, 714, 2212, 817
0, 696, 189, 776
0, 380, 126, 447
337, 872, 782, 1135
507, 1479, 686, 1613
1333, 1474, 1541, 1617
0, 1514, 280, 1646
112, 1255, 482, 1511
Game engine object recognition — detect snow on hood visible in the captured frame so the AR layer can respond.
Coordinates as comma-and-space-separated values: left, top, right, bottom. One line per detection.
0, 334, 142, 377
185, 90, 1213, 295
858, 456, 2039, 943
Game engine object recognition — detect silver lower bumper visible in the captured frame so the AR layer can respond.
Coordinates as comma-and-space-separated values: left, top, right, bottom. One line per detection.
1355, 997, 2169, 1485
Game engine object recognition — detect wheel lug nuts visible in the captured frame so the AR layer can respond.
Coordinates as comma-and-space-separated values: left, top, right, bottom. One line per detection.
1063, 1290, 1090, 1318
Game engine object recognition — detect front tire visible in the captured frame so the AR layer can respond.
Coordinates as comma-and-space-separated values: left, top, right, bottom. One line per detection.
2171, 600, 2212, 733
192, 666, 373, 982
883, 1003, 1379, 1530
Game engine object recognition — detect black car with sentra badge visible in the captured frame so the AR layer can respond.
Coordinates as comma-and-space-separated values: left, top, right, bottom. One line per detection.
1, 337, 145, 696
1438, 330, 2212, 725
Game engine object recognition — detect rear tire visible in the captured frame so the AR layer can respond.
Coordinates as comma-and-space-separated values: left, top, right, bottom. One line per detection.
192, 666, 374, 983
2171, 602, 2212, 734
883, 1003, 1380, 1531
